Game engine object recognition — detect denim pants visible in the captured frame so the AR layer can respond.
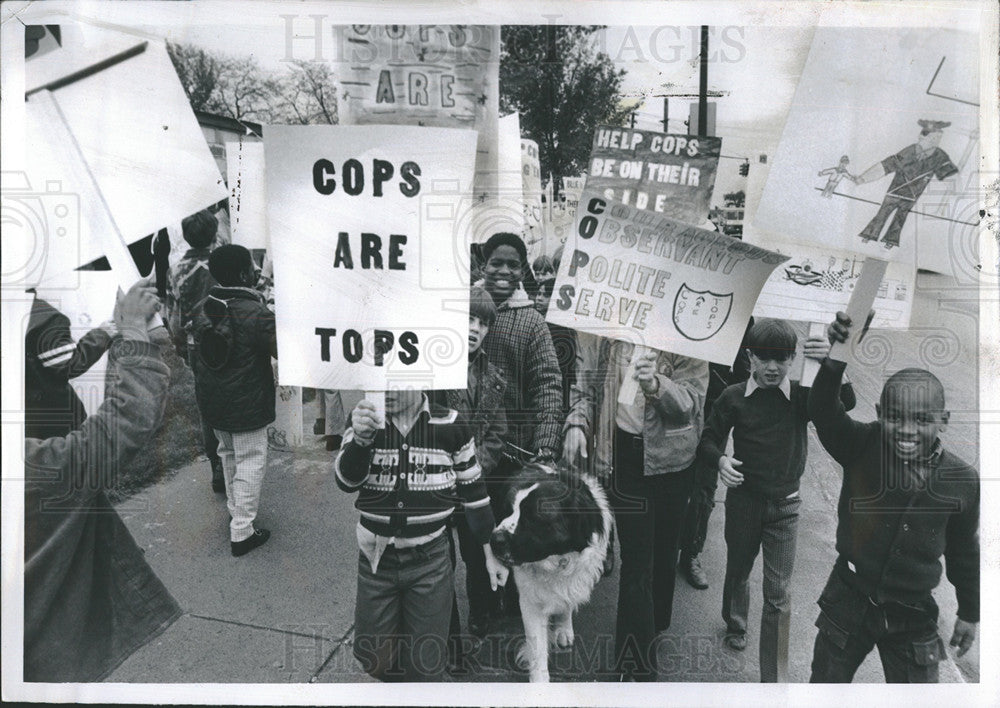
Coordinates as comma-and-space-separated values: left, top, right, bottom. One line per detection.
353, 533, 454, 682
610, 427, 695, 681
722, 487, 801, 682
810, 565, 946, 683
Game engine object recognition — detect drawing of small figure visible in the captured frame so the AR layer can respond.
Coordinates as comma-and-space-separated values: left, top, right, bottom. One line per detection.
817, 155, 851, 198
851, 119, 959, 250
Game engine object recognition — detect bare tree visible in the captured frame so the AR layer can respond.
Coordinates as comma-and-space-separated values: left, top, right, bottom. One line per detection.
277, 61, 339, 125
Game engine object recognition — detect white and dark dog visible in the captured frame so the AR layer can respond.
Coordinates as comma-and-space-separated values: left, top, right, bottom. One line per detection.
489, 464, 613, 682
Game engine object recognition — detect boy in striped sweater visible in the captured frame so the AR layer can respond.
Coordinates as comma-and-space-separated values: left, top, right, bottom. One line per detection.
336, 389, 509, 681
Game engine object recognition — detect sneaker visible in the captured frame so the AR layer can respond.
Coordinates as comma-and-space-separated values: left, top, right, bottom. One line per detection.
313, 418, 326, 435
231, 527, 270, 557
724, 633, 747, 651
681, 554, 709, 589
210, 458, 225, 494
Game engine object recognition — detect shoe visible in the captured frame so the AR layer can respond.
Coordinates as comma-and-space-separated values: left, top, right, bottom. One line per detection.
313, 418, 326, 435
468, 613, 490, 638
724, 633, 747, 651
681, 554, 709, 589
324, 434, 343, 451
210, 458, 225, 494
231, 527, 270, 556
883, 241, 897, 250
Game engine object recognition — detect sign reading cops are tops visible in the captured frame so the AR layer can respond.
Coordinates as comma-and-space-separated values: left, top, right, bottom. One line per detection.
264, 125, 478, 390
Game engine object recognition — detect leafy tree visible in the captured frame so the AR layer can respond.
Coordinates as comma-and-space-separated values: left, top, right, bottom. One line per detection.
501, 26, 629, 197
277, 61, 339, 125
166, 42, 221, 112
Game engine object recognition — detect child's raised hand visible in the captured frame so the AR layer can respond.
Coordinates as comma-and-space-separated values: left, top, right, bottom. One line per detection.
351, 400, 383, 444
719, 456, 744, 488
803, 335, 831, 361
826, 311, 853, 345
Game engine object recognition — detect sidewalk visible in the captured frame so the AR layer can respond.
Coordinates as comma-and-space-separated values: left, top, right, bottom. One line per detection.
109, 273, 979, 684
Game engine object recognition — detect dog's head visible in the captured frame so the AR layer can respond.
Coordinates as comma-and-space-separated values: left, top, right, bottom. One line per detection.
489, 463, 607, 566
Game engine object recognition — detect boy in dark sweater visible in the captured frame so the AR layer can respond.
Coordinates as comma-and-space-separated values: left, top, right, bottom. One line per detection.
336, 389, 508, 681
698, 318, 855, 681
808, 312, 978, 683
192, 245, 277, 557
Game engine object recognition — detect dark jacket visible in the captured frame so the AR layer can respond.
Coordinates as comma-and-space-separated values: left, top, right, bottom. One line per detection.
438, 349, 508, 477
808, 358, 979, 622
193, 286, 277, 432
25, 295, 112, 439
24, 339, 181, 681
166, 246, 217, 357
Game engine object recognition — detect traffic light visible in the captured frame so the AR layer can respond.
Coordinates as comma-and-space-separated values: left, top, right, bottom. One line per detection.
738, 161, 749, 176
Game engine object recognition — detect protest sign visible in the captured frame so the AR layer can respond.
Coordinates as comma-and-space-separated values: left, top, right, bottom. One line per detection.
547, 190, 788, 366
264, 125, 478, 390
26, 36, 226, 252
227, 139, 268, 250
755, 27, 979, 272
586, 126, 722, 225
335, 25, 499, 197
521, 139, 544, 251
829, 257, 889, 363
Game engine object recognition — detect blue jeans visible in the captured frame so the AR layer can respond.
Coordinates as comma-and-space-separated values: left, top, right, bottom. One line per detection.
722, 487, 801, 682
352, 533, 454, 682
810, 565, 946, 683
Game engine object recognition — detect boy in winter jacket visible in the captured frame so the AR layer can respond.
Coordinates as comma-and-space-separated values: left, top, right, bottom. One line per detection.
166, 209, 224, 492
192, 245, 277, 556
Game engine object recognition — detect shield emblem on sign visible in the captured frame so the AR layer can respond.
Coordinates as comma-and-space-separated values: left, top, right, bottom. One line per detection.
672, 284, 734, 341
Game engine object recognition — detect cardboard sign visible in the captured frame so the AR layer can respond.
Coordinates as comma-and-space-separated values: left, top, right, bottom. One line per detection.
829, 257, 889, 363
546, 190, 788, 366
586, 126, 722, 225
755, 27, 979, 271
28, 38, 227, 250
264, 125, 478, 390
521, 139, 544, 250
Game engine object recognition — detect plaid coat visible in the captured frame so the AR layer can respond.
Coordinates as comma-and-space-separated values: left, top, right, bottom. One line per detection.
480, 286, 563, 456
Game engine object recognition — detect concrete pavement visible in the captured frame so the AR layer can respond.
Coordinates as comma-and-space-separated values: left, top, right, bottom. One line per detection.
108, 272, 980, 685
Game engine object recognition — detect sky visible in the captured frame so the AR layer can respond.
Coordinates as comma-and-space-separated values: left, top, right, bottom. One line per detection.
163, 23, 815, 206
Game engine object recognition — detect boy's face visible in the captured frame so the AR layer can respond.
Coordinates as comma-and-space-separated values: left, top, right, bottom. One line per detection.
483, 245, 523, 301
533, 287, 552, 315
469, 315, 489, 354
877, 385, 949, 462
748, 351, 793, 389
385, 388, 423, 416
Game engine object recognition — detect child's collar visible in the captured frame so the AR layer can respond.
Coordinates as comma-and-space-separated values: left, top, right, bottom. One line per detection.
745, 376, 791, 399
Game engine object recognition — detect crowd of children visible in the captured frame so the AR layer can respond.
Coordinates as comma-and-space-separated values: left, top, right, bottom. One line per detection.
23, 226, 979, 685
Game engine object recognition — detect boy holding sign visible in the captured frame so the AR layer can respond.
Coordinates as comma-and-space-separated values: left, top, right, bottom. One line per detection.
336, 389, 508, 681
697, 318, 854, 681
807, 312, 979, 683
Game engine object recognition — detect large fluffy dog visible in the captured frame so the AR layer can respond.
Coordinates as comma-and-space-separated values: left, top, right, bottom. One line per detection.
489, 464, 613, 682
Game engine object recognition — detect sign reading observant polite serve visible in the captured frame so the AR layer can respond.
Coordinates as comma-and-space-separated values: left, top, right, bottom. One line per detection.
547, 190, 789, 366
264, 125, 478, 390
586, 126, 722, 225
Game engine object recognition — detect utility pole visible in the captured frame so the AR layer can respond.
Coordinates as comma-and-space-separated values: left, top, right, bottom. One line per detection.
698, 25, 708, 137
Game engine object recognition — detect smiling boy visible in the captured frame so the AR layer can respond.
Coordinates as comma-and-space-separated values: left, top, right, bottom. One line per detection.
698, 318, 855, 681
807, 312, 979, 683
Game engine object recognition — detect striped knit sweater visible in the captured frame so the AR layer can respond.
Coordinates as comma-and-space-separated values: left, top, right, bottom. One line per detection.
335, 398, 495, 544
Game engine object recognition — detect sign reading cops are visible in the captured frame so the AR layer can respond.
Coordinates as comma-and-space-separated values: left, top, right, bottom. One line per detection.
264, 125, 478, 389
546, 190, 789, 365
